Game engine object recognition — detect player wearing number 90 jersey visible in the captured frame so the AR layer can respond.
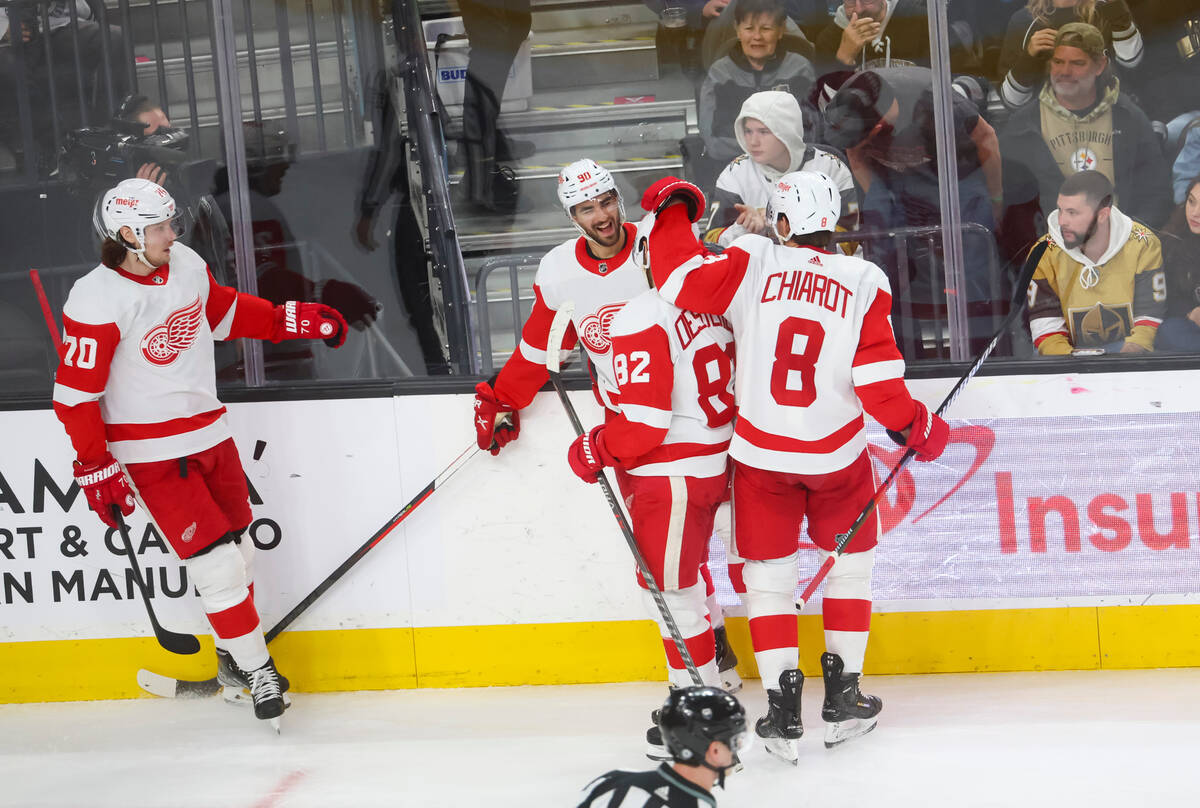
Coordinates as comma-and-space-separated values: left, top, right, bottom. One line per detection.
640, 172, 948, 755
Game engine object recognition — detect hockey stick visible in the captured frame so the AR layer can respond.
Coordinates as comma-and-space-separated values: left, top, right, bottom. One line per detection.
30, 268, 202, 656
546, 303, 703, 686
795, 239, 1051, 610
137, 440, 481, 697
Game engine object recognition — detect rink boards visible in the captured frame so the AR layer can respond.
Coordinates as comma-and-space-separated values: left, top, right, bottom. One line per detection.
3, 369, 1200, 702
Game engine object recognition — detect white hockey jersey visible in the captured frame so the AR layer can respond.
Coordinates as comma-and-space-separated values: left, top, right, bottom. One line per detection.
648, 205, 921, 475
605, 289, 735, 478
493, 222, 649, 411
53, 243, 277, 465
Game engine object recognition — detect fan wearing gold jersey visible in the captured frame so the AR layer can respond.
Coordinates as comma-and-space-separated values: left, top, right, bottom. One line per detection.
1028, 170, 1166, 356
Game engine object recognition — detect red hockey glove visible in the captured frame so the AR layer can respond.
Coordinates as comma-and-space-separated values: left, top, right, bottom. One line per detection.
641, 176, 706, 222
74, 454, 136, 529
566, 425, 620, 484
886, 400, 949, 462
274, 301, 348, 348
474, 380, 521, 455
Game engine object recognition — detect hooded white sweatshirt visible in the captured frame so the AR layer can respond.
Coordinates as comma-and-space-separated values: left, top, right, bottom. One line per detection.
712, 91, 857, 245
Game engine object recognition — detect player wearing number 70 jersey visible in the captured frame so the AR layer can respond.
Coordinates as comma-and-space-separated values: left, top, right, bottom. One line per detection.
564, 238, 736, 756
639, 172, 949, 759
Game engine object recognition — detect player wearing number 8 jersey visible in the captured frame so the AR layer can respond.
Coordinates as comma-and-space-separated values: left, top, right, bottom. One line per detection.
639, 172, 948, 758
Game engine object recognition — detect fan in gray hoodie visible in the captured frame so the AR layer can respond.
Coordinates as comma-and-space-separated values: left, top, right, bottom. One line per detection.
708, 90, 858, 245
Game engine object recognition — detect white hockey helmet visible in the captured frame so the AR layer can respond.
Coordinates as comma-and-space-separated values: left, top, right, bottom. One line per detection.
766, 170, 840, 244
98, 178, 182, 265
556, 158, 625, 236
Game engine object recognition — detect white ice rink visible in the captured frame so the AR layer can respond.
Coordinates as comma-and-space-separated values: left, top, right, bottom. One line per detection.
2, 669, 1197, 807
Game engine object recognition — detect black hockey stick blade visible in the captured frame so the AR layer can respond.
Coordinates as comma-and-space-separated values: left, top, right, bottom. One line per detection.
113, 508, 202, 656
137, 442, 481, 697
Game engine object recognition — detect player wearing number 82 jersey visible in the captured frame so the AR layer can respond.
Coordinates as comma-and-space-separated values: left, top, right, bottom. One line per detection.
641, 172, 948, 754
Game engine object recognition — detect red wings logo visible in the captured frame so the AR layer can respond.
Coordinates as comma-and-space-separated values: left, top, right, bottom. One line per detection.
577, 303, 625, 354
140, 297, 204, 366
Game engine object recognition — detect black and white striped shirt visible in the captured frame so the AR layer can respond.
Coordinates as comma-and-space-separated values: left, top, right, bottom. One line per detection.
577, 764, 716, 808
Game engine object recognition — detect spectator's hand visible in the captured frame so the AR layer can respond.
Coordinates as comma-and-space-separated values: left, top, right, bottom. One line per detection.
135, 162, 169, 185
837, 13, 882, 65
353, 214, 378, 252
702, 0, 730, 19
1097, 0, 1134, 33
1027, 28, 1057, 59
1119, 341, 1148, 354
734, 204, 767, 235
1187, 307, 1200, 328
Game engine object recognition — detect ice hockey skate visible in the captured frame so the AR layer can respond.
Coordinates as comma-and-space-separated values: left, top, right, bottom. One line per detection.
217, 648, 291, 709
644, 707, 671, 761
713, 626, 742, 693
241, 657, 289, 732
821, 652, 881, 748
755, 669, 804, 764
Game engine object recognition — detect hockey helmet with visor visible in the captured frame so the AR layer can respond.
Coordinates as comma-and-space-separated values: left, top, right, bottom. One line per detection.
97, 178, 187, 266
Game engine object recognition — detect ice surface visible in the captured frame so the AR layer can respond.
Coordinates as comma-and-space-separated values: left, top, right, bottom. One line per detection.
1, 669, 1197, 807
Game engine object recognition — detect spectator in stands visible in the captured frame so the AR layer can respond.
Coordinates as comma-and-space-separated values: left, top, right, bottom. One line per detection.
1155, 176, 1200, 352
822, 66, 1005, 352
700, 0, 830, 68
998, 0, 1144, 110
459, 0, 532, 214
1173, 122, 1200, 204
999, 23, 1172, 229
707, 90, 857, 245
1028, 169, 1164, 355
813, 0, 981, 75
698, 0, 815, 168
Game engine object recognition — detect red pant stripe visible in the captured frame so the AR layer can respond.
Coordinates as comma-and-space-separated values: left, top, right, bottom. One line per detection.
206, 594, 261, 639
699, 563, 714, 598
748, 613, 797, 651
822, 598, 872, 631
728, 562, 746, 594
662, 628, 716, 670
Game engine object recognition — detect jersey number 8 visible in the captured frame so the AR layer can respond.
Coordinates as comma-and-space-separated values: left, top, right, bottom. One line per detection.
771, 317, 824, 407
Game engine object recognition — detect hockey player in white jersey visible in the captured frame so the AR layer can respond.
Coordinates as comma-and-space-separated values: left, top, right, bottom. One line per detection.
52, 178, 349, 729
472, 159, 739, 689
565, 227, 736, 755
577, 687, 747, 808
638, 172, 949, 759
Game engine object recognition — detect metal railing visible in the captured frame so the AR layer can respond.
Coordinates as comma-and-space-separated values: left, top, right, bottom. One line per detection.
471, 223, 1013, 372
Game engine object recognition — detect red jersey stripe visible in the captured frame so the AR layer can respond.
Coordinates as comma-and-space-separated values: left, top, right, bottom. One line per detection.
106, 407, 227, 442
734, 413, 863, 454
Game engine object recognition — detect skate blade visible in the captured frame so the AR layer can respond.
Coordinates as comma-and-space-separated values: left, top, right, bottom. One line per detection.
270, 716, 281, 734
645, 742, 671, 762
720, 667, 743, 694
823, 716, 878, 749
222, 687, 292, 709
762, 737, 800, 765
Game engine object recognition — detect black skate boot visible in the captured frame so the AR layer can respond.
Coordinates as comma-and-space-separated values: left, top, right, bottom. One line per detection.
645, 707, 670, 761
820, 652, 881, 748
755, 669, 804, 764
217, 648, 290, 707
713, 626, 742, 693
242, 657, 289, 731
